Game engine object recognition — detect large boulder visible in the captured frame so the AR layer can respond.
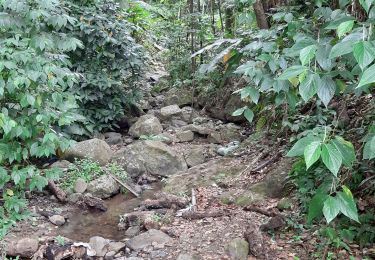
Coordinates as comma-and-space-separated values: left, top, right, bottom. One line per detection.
87, 175, 120, 199
112, 140, 188, 178
63, 138, 111, 166
126, 229, 172, 251
89, 236, 110, 257
6, 237, 39, 258
163, 88, 192, 107
129, 114, 163, 138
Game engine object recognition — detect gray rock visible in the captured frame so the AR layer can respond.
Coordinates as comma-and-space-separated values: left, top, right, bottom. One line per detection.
63, 138, 112, 166
104, 132, 123, 145
49, 160, 73, 170
125, 226, 141, 238
105, 251, 116, 259
48, 215, 65, 226
129, 115, 163, 138
180, 107, 199, 123
112, 140, 187, 178
74, 178, 88, 193
89, 236, 110, 257
163, 88, 192, 107
160, 105, 182, 120
6, 237, 39, 258
184, 147, 205, 167
108, 242, 125, 253
176, 130, 194, 142
217, 141, 240, 156
87, 175, 120, 199
177, 253, 201, 260
207, 132, 222, 144
68, 193, 81, 203
182, 124, 213, 135
126, 229, 172, 251
170, 119, 188, 128
226, 238, 249, 260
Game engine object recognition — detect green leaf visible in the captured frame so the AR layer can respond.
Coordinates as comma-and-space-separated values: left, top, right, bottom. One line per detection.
359, 0, 373, 12
357, 63, 375, 88
323, 196, 341, 224
337, 188, 360, 223
353, 41, 375, 70
240, 87, 260, 104
304, 141, 322, 169
332, 136, 356, 167
299, 73, 319, 102
316, 45, 333, 71
329, 40, 356, 59
321, 143, 343, 177
317, 76, 336, 107
300, 45, 317, 66
278, 65, 307, 80
243, 108, 254, 123
26, 94, 35, 106
308, 192, 328, 223
232, 106, 247, 116
363, 136, 375, 160
337, 20, 354, 38
287, 135, 322, 157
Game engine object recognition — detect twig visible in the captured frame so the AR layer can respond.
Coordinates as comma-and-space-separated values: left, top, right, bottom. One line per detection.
250, 152, 282, 174
109, 174, 140, 197
191, 188, 196, 211
48, 180, 67, 202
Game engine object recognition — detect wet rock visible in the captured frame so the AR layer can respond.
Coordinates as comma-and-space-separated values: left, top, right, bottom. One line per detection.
89, 236, 110, 257
177, 253, 201, 260
176, 130, 194, 142
104, 132, 123, 145
74, 178, 88, 193
126, 229, 172, 251
184, 147, 205, 167
160, 104, 182, 120
112, 140, 187, 178
49, 160, 73, 171
125, 226, 141, 238
87, 175, 120, 199
129, 115, 163, 138
217, 141, 240, 156
49, 215, 65, 226
6, 237, 39, 258
63, 138, 112, 166
225, 238, 249, 260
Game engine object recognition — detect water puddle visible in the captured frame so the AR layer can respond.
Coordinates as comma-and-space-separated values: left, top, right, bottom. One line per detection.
58, 184, 161, 242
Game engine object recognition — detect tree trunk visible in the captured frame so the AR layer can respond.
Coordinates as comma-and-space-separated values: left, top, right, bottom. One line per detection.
218, 0, 224, 32
211, 0, 216, 34
224, 6, 234, 36
253, 0, 269, 29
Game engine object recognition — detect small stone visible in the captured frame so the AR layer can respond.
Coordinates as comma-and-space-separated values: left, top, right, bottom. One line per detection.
74, 178, 88, 193
277, 198, 293, 210
68, 193, 81, 203
49, 160, 72, 171
207, 132, 222, 144
104, 132, 123, 145
176, 130, 194, 142
184, 147, 205, 167
48, 215, 65, 226
105, 251, 116, 259
87, 175, 120, 199
108, 241, 125, 253
177, 253, 201, 260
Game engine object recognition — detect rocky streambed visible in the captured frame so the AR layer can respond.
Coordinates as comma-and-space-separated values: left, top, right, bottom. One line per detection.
2, 88, 305, 259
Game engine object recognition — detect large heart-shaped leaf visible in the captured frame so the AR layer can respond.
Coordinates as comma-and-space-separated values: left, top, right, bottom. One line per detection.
299, 73, 319, 102
278, 65, 307, 80
317, 76, 336, 107
300, 45, 317, 65
287, 135, 322, 157
304, 141, 322, 169
353, 41, 375, 70
323, 196, 341, 224
358, 63, 375, 88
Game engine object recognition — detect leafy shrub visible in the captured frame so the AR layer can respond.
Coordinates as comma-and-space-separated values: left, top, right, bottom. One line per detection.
0, 0, 83, 238
64, 0, 145, 134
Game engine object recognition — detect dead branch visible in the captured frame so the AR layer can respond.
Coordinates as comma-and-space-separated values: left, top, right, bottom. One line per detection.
109, 173, 140, 197
141, 192, 189, 210
250, 152, 282, 174
77, 194, 107, 211
243, 205, 280, 217
48, 180, 67, 202
181, 209, 230, 220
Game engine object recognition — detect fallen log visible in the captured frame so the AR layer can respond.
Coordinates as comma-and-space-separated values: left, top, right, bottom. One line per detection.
243, 205, 279, 217
141, 192, 189, 210
48, 180, 67, 202
181, 210, 230, 220
109, 173, 140, 198
243, 223, 267, 259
